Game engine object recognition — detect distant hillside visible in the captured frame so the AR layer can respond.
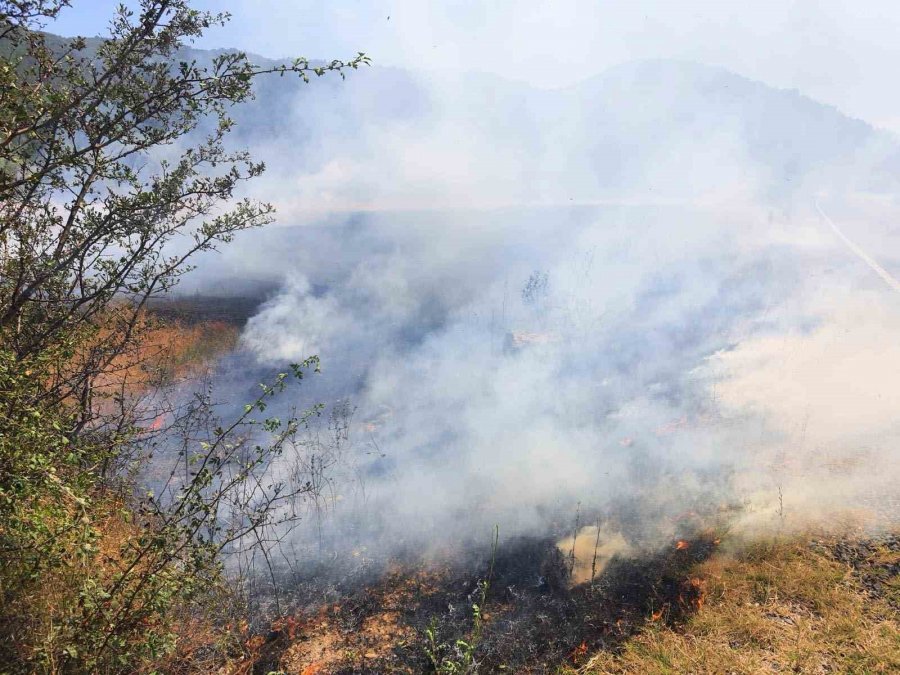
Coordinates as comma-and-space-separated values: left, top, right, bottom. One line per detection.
564, 59, 899, 198
34, 33, 900, 208
215, 54, 900, 204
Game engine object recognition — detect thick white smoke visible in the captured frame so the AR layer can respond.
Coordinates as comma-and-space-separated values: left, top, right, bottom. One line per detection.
186, 60, 900, 563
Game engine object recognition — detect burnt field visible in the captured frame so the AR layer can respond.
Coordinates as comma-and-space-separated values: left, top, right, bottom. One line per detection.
227, 526, 900, 675
247, 529, 722, 674
147, 293, 270, 327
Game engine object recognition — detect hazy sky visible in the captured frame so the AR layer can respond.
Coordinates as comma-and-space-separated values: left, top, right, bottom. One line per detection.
50, 1, 900, 130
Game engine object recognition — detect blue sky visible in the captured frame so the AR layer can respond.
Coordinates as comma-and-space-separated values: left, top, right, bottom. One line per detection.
49, 1, 900, 131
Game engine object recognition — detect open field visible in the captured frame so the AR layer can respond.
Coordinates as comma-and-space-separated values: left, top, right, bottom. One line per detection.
204, 528, 900, 674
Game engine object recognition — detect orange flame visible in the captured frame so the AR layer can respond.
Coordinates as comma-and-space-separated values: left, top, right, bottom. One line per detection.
270, 615, 302, 640
675, 540, 690, 550
687, 578, 707, 610
650, 609, 663, 621
570, 640, 589, 662
143, 413, 166, 431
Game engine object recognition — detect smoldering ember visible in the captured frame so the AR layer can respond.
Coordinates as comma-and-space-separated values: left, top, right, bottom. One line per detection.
1, 2, 899, 673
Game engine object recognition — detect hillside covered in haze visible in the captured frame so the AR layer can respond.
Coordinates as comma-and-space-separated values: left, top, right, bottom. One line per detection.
213, 52, 900, 217
4, 9, 899, 670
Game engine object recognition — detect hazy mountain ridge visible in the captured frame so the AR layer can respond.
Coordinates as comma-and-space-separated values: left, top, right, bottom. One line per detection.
218, 51, 900, 204
36, 31, 899, 206
566, 59, 895, 196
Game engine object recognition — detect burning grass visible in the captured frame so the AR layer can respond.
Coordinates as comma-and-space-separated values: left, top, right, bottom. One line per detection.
230, 527, 724, 673
219, 528, 900, 674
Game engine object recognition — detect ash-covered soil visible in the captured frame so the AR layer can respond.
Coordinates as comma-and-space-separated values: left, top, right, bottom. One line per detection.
234, 528, 900, 675
248, 530, 721, 674
814, 533, 900, 610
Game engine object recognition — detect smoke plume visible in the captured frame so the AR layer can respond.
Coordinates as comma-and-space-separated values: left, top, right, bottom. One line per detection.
175, 58, 900, 568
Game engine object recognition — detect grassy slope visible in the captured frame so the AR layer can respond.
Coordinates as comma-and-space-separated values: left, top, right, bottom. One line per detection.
1, 312, 244, 668
227, 531, 900, 674
573, 535, 900, 674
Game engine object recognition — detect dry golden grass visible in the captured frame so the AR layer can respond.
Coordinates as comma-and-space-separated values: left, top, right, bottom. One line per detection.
2, 309, 243, 670
577, 536, 900, 674
1, 496, 137, 666
1, 488, 252, 673
95, 313, 239, 395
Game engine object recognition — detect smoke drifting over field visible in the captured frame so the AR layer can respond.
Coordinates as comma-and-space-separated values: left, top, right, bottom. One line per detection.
179, 59, 900, 569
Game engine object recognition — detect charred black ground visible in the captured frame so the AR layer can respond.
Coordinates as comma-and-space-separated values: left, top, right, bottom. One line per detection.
148, 293, 270, 327
247, 528, 721, 674
814, 533, 900, 610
